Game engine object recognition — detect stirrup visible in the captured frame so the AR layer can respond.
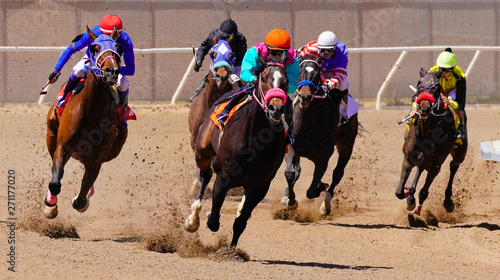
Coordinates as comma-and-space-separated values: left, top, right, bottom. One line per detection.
217, 114, 228, 127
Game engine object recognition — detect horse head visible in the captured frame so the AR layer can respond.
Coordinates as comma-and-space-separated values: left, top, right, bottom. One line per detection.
87, 26, 121, 85
255, 52, 288, 124
295, 56, 325, 108
209, 40, 235, 86
415, 71, 446, 120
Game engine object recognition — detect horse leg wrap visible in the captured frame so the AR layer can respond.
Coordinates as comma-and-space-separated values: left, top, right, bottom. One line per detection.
46, 190, 57, 205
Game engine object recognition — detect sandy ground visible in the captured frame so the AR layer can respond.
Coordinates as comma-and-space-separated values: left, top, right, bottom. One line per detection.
1, 102, 500, 280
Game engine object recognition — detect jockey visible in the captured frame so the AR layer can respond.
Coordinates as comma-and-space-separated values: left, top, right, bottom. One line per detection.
216, 28, 300, 127
48, 14, 135, 123
189, 19, 247, 101
411, 48, 466, 140
298, 31, 350, 123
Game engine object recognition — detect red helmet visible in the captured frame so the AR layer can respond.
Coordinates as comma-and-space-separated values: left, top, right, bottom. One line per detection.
100, 14, 123, 34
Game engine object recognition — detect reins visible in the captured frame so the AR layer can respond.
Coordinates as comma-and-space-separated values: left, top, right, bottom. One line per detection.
252, 62, 286, 112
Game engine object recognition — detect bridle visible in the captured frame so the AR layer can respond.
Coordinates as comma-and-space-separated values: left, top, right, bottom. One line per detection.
253, 62, 286, 112
294, 59, 327, 108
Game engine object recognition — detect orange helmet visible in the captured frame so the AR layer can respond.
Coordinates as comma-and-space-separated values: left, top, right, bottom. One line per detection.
265, 29, 291, 50
100, 14, 123, 34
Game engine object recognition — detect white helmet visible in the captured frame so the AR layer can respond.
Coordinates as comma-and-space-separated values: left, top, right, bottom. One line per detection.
317, 31, 338, 49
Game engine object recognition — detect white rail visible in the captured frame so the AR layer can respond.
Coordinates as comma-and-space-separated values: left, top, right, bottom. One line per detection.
2, 45, 497, 107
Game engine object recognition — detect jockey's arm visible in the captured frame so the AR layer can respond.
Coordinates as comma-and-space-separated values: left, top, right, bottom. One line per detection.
119, 34, 135, 76
53, 32, 91, 72
240, 47, 259, 84
233, 34, 248, 67
286, 57, 300, 94
196, 31, 216, 65
455, 78, 466, 111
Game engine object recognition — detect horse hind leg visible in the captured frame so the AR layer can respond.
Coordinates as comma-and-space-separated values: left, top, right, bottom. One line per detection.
321, 144, 352, 215
185, 168, 212, 233
72, 164, 101, 213
282, 150, 300, 210
444, 161, 460, 212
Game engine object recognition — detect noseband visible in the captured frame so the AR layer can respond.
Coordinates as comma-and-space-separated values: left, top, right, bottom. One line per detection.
294, 60, 327, 107
253, 62, 287, 112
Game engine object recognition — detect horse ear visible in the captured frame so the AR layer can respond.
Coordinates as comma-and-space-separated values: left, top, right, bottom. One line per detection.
210, 51, 218, 60
87, 26, 97, 42
317, 54, 324, 65
419, 67, 427, 78
110, 25, 118, 40
211, 36, 218, 46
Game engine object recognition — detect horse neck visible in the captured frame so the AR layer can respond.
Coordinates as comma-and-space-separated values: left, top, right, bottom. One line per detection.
204, 72, 233, 106
80, 71, 113, 113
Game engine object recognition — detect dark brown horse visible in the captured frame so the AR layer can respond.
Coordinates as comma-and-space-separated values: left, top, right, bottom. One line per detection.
44, 27, 126, 219
395, 71, 468, 216
188, 40, 239, 192
282, 57, 359, 215
184, 57, 288, 247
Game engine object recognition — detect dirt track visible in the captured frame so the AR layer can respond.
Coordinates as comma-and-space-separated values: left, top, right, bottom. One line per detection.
1, 103, 499, 279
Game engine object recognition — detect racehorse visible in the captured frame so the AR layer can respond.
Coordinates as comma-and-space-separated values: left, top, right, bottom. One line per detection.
281, 57, 359, 215
188, 40, 239, 150
395, 71, 468, 216
44, 26, 126, 219
184, 55, 288, 247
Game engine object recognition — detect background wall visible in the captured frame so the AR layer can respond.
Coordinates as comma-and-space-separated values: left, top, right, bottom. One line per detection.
1, 0, 499, 104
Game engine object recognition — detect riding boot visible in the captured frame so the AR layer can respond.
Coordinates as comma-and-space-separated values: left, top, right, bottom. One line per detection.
284, 97, 294, 144
117, 90, 129, 130
455, 111, 465, 140
189, 75, 208, 102
57, 73, 81, 107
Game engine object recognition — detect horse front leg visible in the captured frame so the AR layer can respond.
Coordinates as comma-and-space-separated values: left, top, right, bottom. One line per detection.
231, 183, 270, 247
306, 160, 329, 199
395, 157, 414, 200
406, 166, 423, 211
282, 148, 300, 210
185, 168, 212, 233
443, 161, 460, 212
44, 145, 71, 219
72, 164, 101, 213
415, 168, 440, 215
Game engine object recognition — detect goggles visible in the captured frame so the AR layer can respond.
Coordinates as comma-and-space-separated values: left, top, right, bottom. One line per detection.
268, 48, 286, 57
320, 47, 336, 55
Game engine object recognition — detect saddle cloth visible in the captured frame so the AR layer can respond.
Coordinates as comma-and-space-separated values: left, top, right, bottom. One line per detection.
210, 96, 250, 130
55, 80, 136, 126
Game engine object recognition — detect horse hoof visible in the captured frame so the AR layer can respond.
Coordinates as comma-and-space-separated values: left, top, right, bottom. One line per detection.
72, 196, 90, 213
444, 199, 455, 213
184, 216, 200, 233
287, 200, 298, 211
406, 203, 416, 212
281, 196, 289, 206
319, 202, 330, 216
44, 204, 58, 219
207, 219, 220, 232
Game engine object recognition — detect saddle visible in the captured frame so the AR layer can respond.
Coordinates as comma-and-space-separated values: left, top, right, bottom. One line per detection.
55, 78, 136, 126
210, 95, 250, 130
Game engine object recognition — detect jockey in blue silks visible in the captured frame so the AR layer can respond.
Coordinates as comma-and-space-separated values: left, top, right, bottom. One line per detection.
48, 14, 135, 120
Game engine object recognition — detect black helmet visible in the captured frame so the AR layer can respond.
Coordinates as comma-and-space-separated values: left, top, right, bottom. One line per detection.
219, 19, 238, 38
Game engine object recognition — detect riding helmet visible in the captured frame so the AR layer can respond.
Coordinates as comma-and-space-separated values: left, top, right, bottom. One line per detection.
265, 29, 291, 50
219, 19, 238, 38
100, 14, 123, 34
317, 31, 338, 49
436, 51, 457, 69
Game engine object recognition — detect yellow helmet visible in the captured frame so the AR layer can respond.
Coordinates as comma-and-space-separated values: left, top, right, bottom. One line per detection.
436, 51, 457, 68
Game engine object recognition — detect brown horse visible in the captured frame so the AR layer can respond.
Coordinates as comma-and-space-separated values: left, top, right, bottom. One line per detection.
44, 26, 126, 219
188, 40, 239, 150
395, 71, 468, 216
282, 57, 360, 215
184, 56, 288, 247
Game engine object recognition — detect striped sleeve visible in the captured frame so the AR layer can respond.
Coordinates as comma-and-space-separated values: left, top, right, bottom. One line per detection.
298, 41, 320, 60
